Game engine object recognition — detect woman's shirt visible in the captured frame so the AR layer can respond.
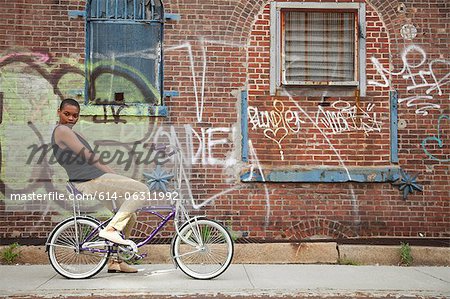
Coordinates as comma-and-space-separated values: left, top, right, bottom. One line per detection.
51, 126, 105, 182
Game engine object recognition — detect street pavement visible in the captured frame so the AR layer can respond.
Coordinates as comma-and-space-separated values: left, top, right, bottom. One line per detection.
0, 264, 449, 298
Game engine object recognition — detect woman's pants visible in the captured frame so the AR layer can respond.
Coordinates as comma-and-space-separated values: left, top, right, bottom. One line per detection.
75, 173, 148, 238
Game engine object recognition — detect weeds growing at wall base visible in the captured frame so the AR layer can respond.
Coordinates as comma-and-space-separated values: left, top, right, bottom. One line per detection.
399, 242, 413, 266
0, 243, 21, 264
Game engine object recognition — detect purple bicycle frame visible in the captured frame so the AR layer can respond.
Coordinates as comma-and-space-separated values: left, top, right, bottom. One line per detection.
80, 205, 176, 254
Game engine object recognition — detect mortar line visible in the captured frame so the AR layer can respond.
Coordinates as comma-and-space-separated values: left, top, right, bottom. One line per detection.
243, 264, 256, 289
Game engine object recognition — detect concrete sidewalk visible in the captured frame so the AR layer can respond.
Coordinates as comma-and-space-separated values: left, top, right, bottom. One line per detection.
0, 264, 449, 298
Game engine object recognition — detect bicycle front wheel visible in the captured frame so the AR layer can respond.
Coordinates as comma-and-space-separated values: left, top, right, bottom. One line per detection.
172, 218, 234, 279
47, 217, 109, 279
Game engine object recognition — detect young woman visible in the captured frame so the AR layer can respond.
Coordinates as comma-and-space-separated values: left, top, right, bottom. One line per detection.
52, 98, 148, 273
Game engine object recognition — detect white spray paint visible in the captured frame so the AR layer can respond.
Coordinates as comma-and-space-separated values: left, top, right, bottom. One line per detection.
316, 101, 382, 136
244, 139, 271, 226
369, 45, 449, 115
184, 125, 237, 166
248, 99, 382, 159
166, 39, 245, 123
248, 99, 304, 160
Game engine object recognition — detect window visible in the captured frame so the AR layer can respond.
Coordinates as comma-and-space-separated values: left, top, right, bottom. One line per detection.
86, 0, 164, 105
270, 2, 366, 95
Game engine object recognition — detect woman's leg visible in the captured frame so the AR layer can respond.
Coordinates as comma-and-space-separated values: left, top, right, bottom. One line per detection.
76, 173, 148, 241
122, 213, 137, 238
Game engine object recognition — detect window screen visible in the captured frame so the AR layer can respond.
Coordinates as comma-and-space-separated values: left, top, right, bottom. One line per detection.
283, 11, 356, 84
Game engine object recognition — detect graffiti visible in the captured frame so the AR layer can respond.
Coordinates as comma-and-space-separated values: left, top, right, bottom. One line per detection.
2, 122, 58, 198
248, 99, 381, 160
6, 120, 240, 209
316, 101, 382, 137
166, 39, 246, 123
369, 45, 449, 115
248, 100, 303, 132
0, 54, 84, 101
0, 92, 3, 125
0, 39, 269, 229
248, 99, 304, 160
152, 124, 236, 167
93, 105, 127, 124
0, 52, 159, 106
243, 140, 271, 225
148, 124, 241, 210
0, 52, 50, 64
89, 61, 160, 105
0, 93, 4, 194
285, 97, 352, 179
167, 42, 206, 123
422, 115, 450, 162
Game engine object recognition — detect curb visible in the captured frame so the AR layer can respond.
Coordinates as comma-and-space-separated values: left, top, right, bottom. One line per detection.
1, 243, 449, 266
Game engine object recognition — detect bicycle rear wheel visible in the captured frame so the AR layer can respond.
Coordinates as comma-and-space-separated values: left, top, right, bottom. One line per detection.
172, 218, 234, 279
47, 217, 109, 279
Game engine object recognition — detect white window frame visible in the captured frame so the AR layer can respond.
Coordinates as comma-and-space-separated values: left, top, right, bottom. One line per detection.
270, 2, 366, 96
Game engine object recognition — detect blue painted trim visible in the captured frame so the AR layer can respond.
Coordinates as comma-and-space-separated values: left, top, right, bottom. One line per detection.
241, 171, 263, 182
390, 90, 399, 163
160, 2, 165, 105
164, 13, 181, 21
241, 90, 249, 162
163, 91, 179, 97
241, 166, 401, 183
68, 10, 86, 19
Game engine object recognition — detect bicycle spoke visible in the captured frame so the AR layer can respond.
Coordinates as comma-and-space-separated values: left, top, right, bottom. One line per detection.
174, 248, 203, 259
49, 243, 77, 250
55, 249, 74, 265
206, 231, 224, 245
206, 250, 225, 265
58, 231, 77, 248
49, 218, 108, 278
173, 219, 233, 279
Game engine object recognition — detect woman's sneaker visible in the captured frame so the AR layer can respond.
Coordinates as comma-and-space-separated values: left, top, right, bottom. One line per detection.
99, 229, 128, 245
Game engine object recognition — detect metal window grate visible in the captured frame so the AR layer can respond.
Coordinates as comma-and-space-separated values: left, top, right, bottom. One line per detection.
86, 0, 164, 105
89, 0, 163, 22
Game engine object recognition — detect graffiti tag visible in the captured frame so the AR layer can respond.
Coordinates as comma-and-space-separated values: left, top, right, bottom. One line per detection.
369, 45, 449, 115
316, 101, 382, 136
422, 114, 450, 162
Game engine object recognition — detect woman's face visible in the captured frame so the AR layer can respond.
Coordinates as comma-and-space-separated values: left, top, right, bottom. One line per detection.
58, 104, 79, 128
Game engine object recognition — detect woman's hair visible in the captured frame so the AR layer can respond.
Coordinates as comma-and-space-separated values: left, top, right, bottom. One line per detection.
59, 98, 80, 111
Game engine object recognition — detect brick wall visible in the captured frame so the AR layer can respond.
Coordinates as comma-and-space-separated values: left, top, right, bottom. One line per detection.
0, 0, 449, 242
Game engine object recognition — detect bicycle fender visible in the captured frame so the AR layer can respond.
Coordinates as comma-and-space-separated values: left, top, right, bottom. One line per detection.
45, 216, 101, 252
